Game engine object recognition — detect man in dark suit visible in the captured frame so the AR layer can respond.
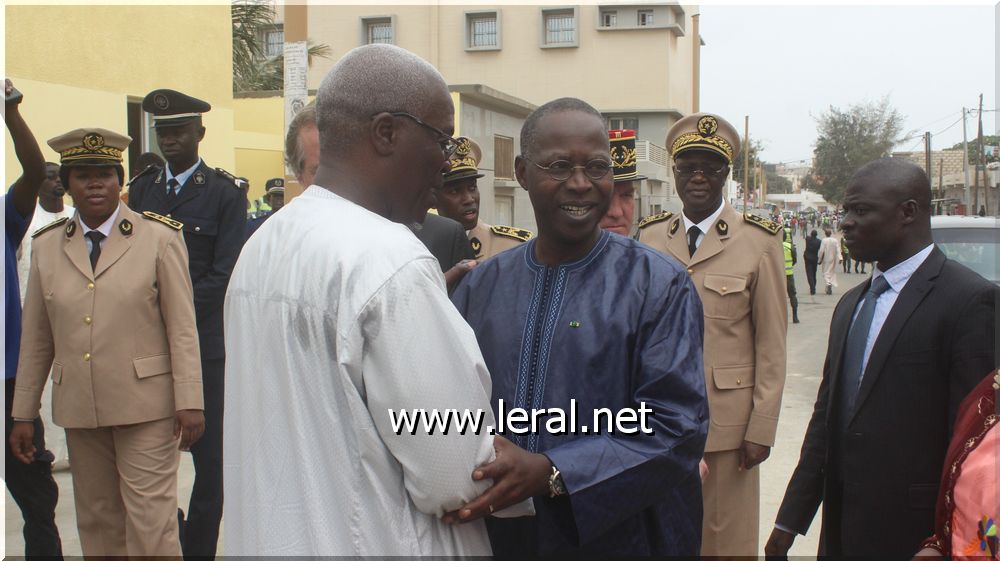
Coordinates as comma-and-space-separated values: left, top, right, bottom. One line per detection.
126, 88, 246, 559
765, 158, 997, 557
803, 229, 821, 295
409, 213, 475, 291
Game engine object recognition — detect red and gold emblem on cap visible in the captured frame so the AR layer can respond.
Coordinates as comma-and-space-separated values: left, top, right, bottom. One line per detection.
697, 116, 718, 137
83, 133, 105, 150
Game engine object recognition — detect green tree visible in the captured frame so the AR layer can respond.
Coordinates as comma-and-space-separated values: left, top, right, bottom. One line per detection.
232, 0, 332, 92
949, 135, 1000, 165
810, 97, 905, 204
765, 171, 793, 194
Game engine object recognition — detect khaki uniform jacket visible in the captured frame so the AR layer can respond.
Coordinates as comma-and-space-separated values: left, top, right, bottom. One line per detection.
12, 206, 204, 429
468, 221, 532, 260
638, 203, 787, 452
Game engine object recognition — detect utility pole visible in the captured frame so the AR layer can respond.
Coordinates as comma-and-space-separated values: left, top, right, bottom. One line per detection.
975, 94, 985, 215
962, 107, 971, 212
924, 131, 932, 180
743, 116, 750, 212
938, 159, 944, 214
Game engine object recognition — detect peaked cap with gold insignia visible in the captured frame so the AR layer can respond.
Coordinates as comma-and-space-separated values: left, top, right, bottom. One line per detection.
47, 128, 131, 167
666, 113, 741, 165
443, 137, 485, 184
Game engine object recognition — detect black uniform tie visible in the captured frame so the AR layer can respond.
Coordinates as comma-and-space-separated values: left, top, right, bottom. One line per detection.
85, 231, 106, 271
166, 178, 180, 200
687, 226, 700, 257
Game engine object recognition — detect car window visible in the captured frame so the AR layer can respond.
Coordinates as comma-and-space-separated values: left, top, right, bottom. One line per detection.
932, 227, 1000, 284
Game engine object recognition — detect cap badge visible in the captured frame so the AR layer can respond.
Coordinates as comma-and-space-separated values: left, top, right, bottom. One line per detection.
119, 219, 133, 236
698, 115, 719, 138
83, 133, 105, 150
455, 138, 471, 157
153, 93, 169, 110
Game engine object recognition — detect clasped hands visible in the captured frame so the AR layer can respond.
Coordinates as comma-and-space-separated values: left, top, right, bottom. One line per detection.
441, 435, 552, 524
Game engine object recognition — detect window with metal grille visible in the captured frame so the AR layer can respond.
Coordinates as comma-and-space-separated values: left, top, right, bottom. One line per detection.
494, 135, 514, 180
367, 21, 393, 44
264, 29, 284, 58
638, 10, 654, 26
544, 11, 575, 45
470, 15, 497, 47
601, 11, 617, 27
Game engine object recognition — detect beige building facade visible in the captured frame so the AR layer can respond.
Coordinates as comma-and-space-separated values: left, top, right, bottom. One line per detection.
270, 3, 700, 227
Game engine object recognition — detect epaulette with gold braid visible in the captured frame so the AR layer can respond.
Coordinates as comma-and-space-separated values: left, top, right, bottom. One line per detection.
743, 213, 783, 235
637, 211, 674, 230
142, 211, 184, 230
31, 217, 69, 238
491, 225, 533, 242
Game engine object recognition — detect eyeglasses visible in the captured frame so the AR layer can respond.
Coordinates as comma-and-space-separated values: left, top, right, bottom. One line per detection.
384, 112, 460, 158
673, 164, 729, 179
526, 158, 613, 181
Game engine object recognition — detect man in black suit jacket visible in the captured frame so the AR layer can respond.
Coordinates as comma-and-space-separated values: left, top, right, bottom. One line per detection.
803, 229, 821, 295
409, 212, 476, 291
126, 89, 246, 559
766, 159, 997, 557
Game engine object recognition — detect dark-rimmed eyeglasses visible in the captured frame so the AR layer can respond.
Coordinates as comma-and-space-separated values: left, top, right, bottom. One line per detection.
673, 164, 729, 179
526, 158, 613, 182
378, 111, 459, 158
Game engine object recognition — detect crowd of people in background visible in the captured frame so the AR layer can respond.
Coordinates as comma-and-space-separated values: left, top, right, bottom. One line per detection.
3, 42, 998, 560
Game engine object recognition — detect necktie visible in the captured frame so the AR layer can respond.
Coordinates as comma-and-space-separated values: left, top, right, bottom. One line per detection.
85, 231, 106, 271
687, 226, 700, 257
166, 178, 179, 200
839, 274, 891, 418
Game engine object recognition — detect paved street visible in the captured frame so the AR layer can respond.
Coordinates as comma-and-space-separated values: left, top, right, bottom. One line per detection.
6, 234, 866, 557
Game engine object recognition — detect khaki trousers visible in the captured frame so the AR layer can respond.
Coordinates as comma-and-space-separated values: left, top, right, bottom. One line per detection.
65, 416, 181, 557
700, 448, 760, 557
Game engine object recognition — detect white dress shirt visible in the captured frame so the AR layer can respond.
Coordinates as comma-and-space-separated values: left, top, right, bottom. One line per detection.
80, 204, 122, 253
682, 199, 726, 251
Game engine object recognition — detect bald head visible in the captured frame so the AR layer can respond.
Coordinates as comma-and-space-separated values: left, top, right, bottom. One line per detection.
315, 44, 450, 159
849, 158, 932, 214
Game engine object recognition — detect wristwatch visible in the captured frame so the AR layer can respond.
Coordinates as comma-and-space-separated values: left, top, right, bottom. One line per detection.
548, 465, 567, 497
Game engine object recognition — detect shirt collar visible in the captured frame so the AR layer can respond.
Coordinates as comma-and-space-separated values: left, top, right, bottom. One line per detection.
872, 243, 934, 294
682, 199, 726, 235
79, 203, 122, 238
165, 158, 203, 186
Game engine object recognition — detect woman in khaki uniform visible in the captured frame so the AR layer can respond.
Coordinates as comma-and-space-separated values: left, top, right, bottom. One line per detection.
9, 128, 205, 557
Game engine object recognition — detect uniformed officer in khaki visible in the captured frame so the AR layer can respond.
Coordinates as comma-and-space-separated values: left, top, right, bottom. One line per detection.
433, 136, 532, 259
637, 113, 787, 556
9, 128, 205, 558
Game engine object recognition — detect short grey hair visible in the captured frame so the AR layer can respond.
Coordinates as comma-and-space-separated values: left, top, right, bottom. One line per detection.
285, 102, 317, 179
315, 44, 450, 158
519, 97, 606, 159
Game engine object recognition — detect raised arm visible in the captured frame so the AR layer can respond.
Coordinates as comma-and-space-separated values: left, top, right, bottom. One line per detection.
3, 80, 45, 218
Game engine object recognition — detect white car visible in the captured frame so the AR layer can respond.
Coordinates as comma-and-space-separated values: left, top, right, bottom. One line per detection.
930, 215, 1000, 284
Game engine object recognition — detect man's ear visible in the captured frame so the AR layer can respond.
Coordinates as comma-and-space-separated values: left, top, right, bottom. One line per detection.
370, 112, 397, 157
196, 126, 206, 142
899, 199, 918, 225
514, 155, 528, 192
